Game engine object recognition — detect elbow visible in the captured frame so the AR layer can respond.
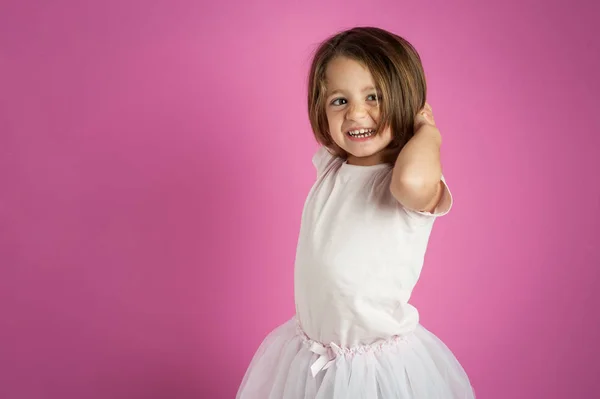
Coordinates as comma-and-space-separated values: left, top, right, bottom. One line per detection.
390, 174, 440, 210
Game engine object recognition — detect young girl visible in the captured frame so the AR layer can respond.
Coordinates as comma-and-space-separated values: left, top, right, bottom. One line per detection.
236, 26, 475, 398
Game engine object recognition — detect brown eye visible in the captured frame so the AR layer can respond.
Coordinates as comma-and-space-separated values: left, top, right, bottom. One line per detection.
331, 98, 347, 106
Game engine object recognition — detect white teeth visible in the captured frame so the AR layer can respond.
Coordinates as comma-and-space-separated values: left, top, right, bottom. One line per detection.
347, 128, 375, 138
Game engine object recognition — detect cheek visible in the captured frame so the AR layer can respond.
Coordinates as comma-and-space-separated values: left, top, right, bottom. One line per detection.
380, 126, 393, 140
368, 108, 380, 121
326, 110, 342, 126
325, 108, 333, 122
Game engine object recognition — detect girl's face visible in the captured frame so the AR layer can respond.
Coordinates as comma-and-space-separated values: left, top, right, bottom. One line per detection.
324, 56, 393, 166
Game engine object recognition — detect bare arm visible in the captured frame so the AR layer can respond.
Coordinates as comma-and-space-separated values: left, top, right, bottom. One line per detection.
389, 103, 445, 213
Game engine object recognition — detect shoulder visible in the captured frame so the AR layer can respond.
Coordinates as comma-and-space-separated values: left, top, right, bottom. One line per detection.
312, 146, 341, 176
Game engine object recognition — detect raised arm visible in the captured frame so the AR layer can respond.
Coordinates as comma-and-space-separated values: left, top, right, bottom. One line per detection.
389, 103, 446, 213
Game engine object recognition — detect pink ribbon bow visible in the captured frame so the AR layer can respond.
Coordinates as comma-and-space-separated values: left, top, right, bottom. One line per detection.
309, 341, 342, 377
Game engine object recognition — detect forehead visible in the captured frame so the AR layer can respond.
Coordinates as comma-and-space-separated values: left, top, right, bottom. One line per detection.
324, 56, 375, 91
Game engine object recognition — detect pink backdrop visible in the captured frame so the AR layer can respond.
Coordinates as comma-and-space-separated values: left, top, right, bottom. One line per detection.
1, 0, 599, 398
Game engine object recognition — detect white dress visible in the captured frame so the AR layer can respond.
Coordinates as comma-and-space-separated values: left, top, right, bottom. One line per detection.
236, 147, 475, 398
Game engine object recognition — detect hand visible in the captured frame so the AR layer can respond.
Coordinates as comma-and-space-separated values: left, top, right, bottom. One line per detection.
414, 102, 436, 131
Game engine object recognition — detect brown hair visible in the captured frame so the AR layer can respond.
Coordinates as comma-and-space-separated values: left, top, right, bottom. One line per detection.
307, 26, 427, 162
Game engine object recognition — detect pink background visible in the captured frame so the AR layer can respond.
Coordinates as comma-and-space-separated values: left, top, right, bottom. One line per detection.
1, 0, 599, 398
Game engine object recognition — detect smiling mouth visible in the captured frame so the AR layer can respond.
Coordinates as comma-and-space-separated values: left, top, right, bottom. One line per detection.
346, 128, 376, 139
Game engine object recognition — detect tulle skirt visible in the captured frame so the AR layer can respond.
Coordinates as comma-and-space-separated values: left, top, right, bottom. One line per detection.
236, 317, 475, 399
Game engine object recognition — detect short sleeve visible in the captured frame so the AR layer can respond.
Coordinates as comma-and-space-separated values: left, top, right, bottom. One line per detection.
312, 146, 338, 176
400, 175, 453, 222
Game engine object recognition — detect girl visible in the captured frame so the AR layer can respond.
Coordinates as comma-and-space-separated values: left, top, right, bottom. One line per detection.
236, 26, 475, 398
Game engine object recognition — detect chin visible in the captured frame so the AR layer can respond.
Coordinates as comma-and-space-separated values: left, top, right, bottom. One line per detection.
345, 142, 389, 158
346, 148, 379, 158
332, 132, 392, 160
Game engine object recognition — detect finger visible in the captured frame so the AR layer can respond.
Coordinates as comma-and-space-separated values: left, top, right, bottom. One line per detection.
420, 111, 435, 124
420, 110, 432, 119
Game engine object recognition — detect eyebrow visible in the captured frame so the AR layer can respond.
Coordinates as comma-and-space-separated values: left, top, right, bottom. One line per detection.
327, 86, 377, 97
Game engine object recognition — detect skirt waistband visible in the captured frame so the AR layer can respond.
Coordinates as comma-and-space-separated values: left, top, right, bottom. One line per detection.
294, 317, 414, 377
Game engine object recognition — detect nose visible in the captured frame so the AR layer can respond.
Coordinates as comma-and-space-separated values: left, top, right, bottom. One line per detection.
345, 102, 368, 120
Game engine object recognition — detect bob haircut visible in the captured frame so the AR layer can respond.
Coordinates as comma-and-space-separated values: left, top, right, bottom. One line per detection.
307, 26, 427, 162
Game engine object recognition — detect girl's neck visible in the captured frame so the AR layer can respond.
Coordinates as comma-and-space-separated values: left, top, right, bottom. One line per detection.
346, 150, 394, 166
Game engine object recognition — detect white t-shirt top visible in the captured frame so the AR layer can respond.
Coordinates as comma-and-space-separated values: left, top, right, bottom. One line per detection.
293, 146, 453, 348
